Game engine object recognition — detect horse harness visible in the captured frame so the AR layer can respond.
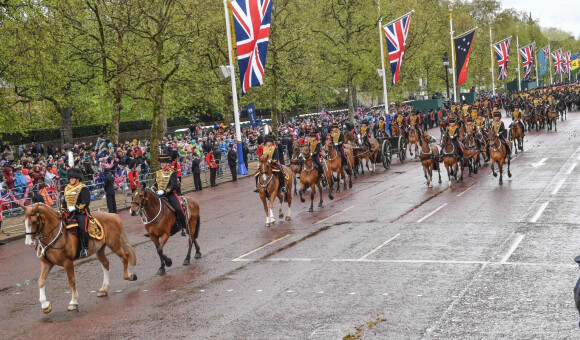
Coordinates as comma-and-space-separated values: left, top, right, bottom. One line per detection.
25, 207, 66, 264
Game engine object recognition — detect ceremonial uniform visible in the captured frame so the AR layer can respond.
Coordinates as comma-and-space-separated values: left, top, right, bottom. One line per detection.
61, 168, 91, 258
491, 112, 511, 155
511, 105, 525, 137
330, 124, 347, 165
395, 114, 407, 137
153, 155, 187, 235
440, 118, 463, 161
308, 132, 326, 183
260, 135, 286, 193
408, 111, 422, 139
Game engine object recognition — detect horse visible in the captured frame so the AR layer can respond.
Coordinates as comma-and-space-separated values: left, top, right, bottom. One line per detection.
509, 122, 524, 153
407, 126, 420, 158
487, 128, 512, 185
419, 133, 441, 188
523, 106, 533, 131
255, 155, 293, 227
557, 99, 567, 121
324, 139, 354, 193
130, 185, 201, 275
290, 139, 304, 195
439, 112, 449, 139
440, 134, 463, 187
298, 146, 334, 212
533, 105, 545, 131
547, 105, 558, 132
355, 134, 380, 174
23, 203, 137, 313
463, 123, 481, 176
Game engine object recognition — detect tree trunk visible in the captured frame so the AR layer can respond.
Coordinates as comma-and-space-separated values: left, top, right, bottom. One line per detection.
111, 81, 122, 143
60, 107, 73, 143
271, 50, 279, 138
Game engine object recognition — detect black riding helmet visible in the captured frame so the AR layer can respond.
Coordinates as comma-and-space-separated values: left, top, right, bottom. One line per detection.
67, 168, 83, 180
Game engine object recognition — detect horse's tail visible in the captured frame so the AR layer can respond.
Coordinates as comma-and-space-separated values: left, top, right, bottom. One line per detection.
194, 215, 201, 239
120, 223, 137, 267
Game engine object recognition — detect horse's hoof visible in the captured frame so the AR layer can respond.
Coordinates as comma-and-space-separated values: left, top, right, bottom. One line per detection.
499, 180, 503, 185
97, 290, 108, 297
194, 252, 202, 259
165, 258, 173, 267
508, 172, 512, 178
448, 183, 451, 188
328, 195, 334, 200
309, 208, 314, 212
428, 183, 433, 188
279, 214, 284, 219
157, 268, 166, 276
300, 198, 305, 203
270, 220, 276, 226
67, 304, 78, 311
183, 259, 190, 266
265, 222, 270, 227
285, 216, 291, 221
336, 189, 340, 193
493, 173, 497, 178
132, 273, 138, 281
439, 180, 442, 184
42, 303, 52, 314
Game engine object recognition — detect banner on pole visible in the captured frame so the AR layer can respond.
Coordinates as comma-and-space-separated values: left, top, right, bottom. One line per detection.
519, 42, 534, 80
383, 10, 414, 85
552, 49, 564, 75
246, 103, 258, 127
493, 37, 511, 80
571, 53, 579, 75
538, 45, 549, 77
454, 28, 477, 85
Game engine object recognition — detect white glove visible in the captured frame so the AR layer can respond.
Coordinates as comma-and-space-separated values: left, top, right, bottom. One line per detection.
157, 190, 165, 196
68, 206, 76, 212
310, 153, 313, 156
334, 143, 338, 146
451, 136, 454, 139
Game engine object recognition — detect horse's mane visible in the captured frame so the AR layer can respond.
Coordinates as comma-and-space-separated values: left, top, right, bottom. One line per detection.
24, 203, 59, 219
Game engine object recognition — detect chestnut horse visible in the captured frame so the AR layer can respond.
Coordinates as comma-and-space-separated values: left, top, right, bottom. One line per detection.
298, 146, 334, 212
486, 127, 512, 185
407, 127, 420, 158
256, 155, 293, 227
510, 122, 524, 153
23, 203, 137, 313
130, 186, 201, 275
419, 134, 441, 188
290, 139, 304, 195
546, 105, 558, 132
324, 139, 354, 193
463, 123, 481, 177
440, 134, 464, 186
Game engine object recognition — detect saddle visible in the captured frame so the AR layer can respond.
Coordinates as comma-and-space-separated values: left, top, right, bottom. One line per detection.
63, 212, 104, 240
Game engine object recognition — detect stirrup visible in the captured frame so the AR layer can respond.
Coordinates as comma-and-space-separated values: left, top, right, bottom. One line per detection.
80, 248, 89, 258
181, 228, 187, 237
253, 188, 259, 193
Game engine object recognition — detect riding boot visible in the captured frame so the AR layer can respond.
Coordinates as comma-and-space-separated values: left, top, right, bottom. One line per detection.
254, 175, 259, 193
79, 229, 89, 258
439, 149, 444, 163
279, 171, 287, 193
319, 168, 327, 187
177, 214, 187, 237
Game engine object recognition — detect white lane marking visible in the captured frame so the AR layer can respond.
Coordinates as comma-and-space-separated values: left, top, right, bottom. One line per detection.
456, 186, 473, 197
256, 290, 262, 292
265, 258, 313, 262
315, 206, 354, 225
286, 290, 293, 293
566, 162, 577, 175
318, 291, 324, 294
531, 158, 548, 168
231, 234, 290, 261
371, 185, 401, 199
530, 202, 549, 223
551, 179, 566, 195
417, 203, 448, 223
349, 292, 356, 295
501, 234, 525, 263
358, 234, 401, 260
577, 153, 580, 160
227, 289, 233, 292
332, 259, 487, 264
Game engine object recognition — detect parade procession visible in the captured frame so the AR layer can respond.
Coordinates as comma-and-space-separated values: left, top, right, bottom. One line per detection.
2, 0, 580, 338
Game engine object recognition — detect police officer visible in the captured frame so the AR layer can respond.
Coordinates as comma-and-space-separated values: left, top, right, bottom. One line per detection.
104, 168, 117, 213
62, 168, 91, 258
152, 154, 187, 236
308, 131, 327, 186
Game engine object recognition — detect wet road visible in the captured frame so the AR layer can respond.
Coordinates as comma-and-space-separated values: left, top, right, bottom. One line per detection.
2, 111, 580, 339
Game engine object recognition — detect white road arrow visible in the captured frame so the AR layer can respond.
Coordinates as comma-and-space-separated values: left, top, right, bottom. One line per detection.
531, 158, 547, 168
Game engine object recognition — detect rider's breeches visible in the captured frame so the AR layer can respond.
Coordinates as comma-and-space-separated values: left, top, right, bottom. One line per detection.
168, 192, 186, 227
312, 154, 324, 176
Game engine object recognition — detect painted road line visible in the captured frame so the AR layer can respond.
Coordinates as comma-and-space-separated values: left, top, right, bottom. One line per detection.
331, 259, 487, 265
530, 202, 549, 223
501, 234, 525, 263
371, 185, 401, 199
456, 185, 474, 197
566, 162, 577, 175
231, 234, 290, 261
315, 205, 354, 225
265, 258, 313, 262
551, 179, 566, 195
417, 203, 448, 223
358, 234, 401, 260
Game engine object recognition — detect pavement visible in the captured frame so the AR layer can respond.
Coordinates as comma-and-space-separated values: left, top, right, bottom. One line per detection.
1, 110, 580, 339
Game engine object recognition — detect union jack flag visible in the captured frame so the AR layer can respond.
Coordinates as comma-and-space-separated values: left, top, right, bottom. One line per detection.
552, 49, 564, 74
383, 11, 413, 85
231, 0, 273, 95
493, 37, 511, 80
562, 50, 572, 73
542, 46, 550, 63
519, 43, 534, 79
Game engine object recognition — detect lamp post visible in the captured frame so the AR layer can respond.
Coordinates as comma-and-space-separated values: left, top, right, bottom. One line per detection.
443, 52, 450, 101
59, 127, 66, 144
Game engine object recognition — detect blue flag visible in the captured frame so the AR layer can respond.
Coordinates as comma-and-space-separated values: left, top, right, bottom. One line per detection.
246, 103, 257, 127
538, 46, 548, 77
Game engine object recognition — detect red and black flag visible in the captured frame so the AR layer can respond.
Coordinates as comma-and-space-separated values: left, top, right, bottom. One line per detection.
454, 28, 477, 85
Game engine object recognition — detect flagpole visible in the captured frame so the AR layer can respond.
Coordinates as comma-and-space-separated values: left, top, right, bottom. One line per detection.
223, 0, 247, 175
560, 49, 564, 83
534, 42, 539, 86
489, 20, 495, 96
378, 0, 388, 114
516, 25, 521, 91
549, 45, 553, 84
449, 5, 457, 103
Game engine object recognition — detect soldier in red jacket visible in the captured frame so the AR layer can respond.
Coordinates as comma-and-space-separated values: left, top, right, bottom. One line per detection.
206, 149, 218, 187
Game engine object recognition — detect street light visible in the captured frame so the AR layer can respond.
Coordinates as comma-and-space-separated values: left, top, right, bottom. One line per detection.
443, 52, 450, 101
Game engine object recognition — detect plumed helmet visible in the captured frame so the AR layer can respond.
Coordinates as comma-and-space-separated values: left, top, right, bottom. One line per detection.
67, 168, 83, 180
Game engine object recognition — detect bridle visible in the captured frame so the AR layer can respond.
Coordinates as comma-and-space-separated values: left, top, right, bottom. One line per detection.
132, 189, 162, 225
25, 205, 64, 258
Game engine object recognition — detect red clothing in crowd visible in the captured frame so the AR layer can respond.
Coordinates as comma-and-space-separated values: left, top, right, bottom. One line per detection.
206, 153, 217, 168
256, 144, 264, 158
171, 161, 182, 178
128, 170, 140, 190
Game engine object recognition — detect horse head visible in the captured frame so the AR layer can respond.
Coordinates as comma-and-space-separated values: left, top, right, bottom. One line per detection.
130, 182, 151, 216
258, 155, 273, 177
23, 203, 59, 246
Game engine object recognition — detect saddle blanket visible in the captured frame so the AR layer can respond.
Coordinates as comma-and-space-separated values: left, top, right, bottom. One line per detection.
64, 214, 105, 240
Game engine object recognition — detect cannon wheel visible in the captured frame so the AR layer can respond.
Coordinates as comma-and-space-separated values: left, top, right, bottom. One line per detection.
398, 136, 407, 163
381, 139, 392, 169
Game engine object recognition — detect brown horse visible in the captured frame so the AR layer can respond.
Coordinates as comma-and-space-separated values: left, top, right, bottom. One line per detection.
23, 203, 137, 313
440, 134, 464, 186
486, 127, 512, 185
419, 133, 441, 188
256, 155, 293, 227
439, 115, 448, 139
290, 139, 304, 195
463, 123, 481, 177
324, 139, 354, 193
130, 186, 201, 275
407, 127, 420, 158
298, 146, 334, 212
357, 134, 380, 173
509, 122, 524, 153
547, 105, 558, 131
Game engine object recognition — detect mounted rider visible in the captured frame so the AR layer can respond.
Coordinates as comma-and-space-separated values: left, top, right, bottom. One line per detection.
440, 116, 463, 162
491, 111, 511, 155
152, 154, 187, 236
255, 135, 287, 193
330, 124, 347, 166
308, 131, 327, 187
360, 121, 373, 150
510, 103, 526, 138
395, 112, 407, 138
377, 116, 388, 137
408, 110, 423, 140
61, 168, 91, 258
